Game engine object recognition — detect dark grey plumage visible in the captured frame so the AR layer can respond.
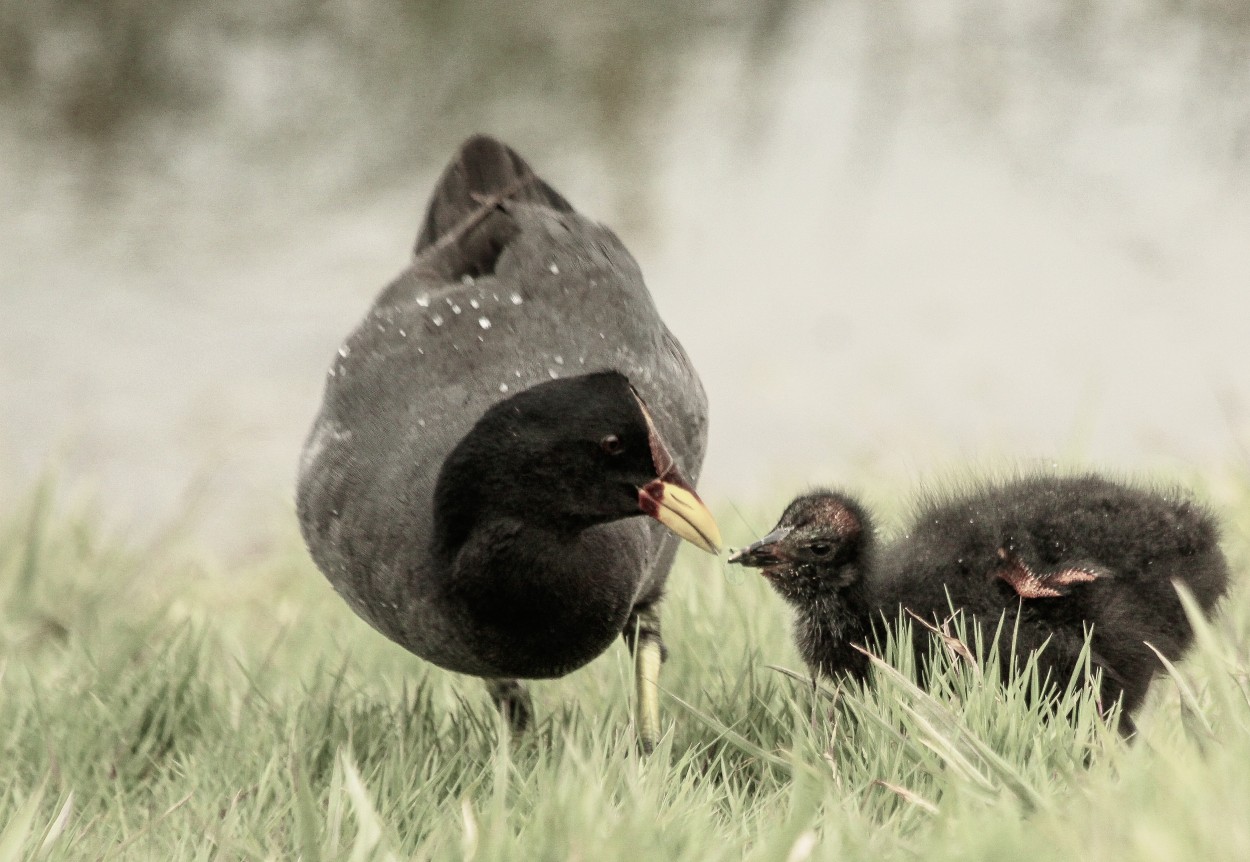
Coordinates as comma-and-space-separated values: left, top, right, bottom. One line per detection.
732, 474, 1229, 732
295, 137, 713, 737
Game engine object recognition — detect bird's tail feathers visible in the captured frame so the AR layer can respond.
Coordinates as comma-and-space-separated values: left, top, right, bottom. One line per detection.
414, 135, 573, 259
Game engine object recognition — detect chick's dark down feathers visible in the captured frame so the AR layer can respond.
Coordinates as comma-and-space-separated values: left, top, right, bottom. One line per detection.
734, 475, 1229, 729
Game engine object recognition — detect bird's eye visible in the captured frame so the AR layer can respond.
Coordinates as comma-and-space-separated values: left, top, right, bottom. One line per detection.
600, 434, 625, 455
809, 543, 832, 556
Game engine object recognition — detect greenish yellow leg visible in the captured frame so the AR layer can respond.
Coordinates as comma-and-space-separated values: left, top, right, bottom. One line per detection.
625, 606, 666, 755
636, 636, 663, 754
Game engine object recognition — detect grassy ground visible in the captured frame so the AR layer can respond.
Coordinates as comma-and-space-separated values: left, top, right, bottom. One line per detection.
2, 471, 1249, 861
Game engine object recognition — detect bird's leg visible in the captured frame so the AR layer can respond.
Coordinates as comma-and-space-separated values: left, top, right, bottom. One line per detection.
484, 678, 533, 735
1088, 651, 1137, 738
992, 548, 1106, 599
623, 605, 668, 754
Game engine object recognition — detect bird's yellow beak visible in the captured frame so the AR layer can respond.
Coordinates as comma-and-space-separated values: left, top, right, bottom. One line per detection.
639, 479, 722, 554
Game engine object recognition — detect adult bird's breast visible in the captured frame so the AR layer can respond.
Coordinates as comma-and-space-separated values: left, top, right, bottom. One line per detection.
445, 521, 654, 678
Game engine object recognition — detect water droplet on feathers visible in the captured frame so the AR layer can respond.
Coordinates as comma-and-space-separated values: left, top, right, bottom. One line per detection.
510, 293, 523, 305
416, 295, 430, 307
478, 317, 491, 329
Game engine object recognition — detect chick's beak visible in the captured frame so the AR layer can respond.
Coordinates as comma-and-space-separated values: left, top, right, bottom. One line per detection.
632, 388, 721, 554
727, 527, 793, 567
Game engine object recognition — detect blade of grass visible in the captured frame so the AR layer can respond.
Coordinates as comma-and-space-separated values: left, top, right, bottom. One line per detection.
0, 779, 47, 862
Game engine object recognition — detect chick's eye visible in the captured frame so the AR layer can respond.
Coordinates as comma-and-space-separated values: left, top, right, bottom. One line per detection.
809, 543, 832, 556
600, 434, 625, 455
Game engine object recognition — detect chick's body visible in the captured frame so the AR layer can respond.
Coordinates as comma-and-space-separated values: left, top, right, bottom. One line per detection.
875, 476, 1227, 717
735, 474, 1229, 729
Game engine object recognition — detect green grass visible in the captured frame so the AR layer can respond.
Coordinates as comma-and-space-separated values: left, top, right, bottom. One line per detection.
2, 472, 1249, 861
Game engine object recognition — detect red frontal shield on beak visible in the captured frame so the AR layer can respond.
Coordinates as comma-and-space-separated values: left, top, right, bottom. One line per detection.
630, 388, 722, 554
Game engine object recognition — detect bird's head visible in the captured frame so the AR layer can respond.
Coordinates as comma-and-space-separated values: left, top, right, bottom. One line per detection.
434, 371, 721, 554
729, 490, 871, 605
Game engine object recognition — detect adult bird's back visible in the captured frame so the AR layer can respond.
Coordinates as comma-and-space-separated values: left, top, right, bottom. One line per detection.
296, 135, 719, 751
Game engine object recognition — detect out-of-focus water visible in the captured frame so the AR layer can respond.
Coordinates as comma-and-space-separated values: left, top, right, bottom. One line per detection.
3, 1, 1248, 551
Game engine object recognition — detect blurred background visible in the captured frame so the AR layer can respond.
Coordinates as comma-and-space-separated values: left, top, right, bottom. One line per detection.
2, 0, 1248, 555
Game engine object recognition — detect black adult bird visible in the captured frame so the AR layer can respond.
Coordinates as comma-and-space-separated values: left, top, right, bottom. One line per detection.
297, 135, 721, 752
730, 474, 1229, 733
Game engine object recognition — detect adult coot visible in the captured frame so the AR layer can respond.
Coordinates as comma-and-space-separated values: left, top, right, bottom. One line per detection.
297, 135, 721, 752
730, 474, 1228, 733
